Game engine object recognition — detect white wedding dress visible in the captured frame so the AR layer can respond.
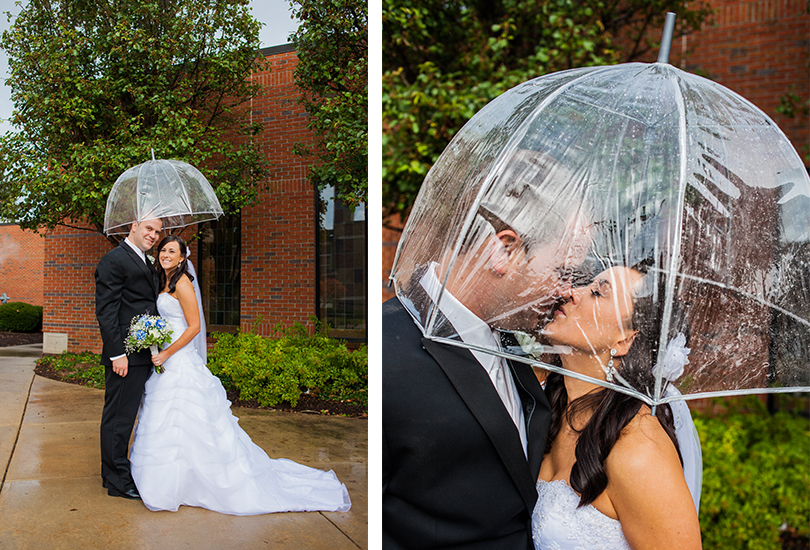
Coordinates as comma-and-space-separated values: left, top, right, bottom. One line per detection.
130, 292, 352, 515
531, 479, 630, 550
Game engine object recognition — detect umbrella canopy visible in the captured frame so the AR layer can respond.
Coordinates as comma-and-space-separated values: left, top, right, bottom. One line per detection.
390, 61, 810, 405
103, 158, 223, 235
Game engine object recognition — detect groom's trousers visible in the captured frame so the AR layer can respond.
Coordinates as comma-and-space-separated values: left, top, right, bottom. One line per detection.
100, 365, 151, 492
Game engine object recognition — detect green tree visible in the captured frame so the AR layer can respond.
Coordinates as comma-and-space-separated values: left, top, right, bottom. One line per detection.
290, 0, 368, 209
0, 0, 268, 244
382, 0, 713, 222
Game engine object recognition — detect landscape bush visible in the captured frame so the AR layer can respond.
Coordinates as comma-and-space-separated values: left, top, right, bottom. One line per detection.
695, 397, 809, 550
207, 320, 367, 409
36, 351, 105, 389
0, 301, 43, 332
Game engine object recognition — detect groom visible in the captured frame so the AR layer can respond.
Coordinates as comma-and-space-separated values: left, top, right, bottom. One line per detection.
383, 151, 590, 549
94, 218, 162, 499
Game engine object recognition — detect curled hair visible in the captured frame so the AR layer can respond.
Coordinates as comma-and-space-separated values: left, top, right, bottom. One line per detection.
544, 261, 683, 507
154, 235, 194, 294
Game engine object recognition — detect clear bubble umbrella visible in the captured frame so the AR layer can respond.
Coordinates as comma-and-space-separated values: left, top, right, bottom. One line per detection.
389, 18, 810, 408
103, 152, 223, 235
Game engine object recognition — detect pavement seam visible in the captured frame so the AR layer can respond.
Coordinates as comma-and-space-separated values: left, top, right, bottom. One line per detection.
0, 364, 36, 494
319, 512, 363, 549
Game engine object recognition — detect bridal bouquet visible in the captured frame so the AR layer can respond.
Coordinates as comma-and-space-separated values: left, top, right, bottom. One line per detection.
124, 314, 173, 373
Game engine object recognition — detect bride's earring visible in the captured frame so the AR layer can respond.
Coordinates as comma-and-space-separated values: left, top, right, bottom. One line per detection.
603, 348, 617, 382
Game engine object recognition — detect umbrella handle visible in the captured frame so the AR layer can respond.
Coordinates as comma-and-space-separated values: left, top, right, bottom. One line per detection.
657, 12, 677, 64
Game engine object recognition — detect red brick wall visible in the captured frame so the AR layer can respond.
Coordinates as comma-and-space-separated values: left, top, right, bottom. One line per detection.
673, 0, 809, 162
241, 46, 319, 337
42, 224, 112, 352
0, 224, 45, 307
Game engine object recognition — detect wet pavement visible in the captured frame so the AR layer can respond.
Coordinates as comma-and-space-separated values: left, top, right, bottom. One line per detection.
0, 344, 368, 550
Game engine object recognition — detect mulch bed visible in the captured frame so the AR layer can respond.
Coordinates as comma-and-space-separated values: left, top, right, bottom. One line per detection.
0, 331, 43, 347
225, 390, 366, 418
781, 530, 810, 550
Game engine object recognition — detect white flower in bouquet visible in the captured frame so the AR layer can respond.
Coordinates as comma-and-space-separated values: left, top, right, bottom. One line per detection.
124, 314, 173, 372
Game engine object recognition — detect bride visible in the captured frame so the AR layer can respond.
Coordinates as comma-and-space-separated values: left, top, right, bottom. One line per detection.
531, 264, 701, 549
129, 235, 351, 515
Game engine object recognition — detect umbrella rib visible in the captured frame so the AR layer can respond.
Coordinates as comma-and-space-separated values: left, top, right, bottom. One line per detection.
657, 386, 810, 403
429, 335, 655, 404
434, 336, 810, 404
169, 161, 193, 228
652, 67, 689, 414
651, 268, 810, 330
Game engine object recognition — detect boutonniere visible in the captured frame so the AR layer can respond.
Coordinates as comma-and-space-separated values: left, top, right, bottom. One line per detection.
146, 254, 155, 265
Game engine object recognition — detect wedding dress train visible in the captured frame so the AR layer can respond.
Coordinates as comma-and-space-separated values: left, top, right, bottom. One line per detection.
130, 292, 351, 515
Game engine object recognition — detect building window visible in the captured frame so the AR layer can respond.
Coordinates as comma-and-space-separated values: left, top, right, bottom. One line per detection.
317, 186, 367, 341
199, 214, 241, 332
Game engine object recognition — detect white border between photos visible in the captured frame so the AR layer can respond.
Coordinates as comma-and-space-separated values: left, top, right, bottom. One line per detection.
367, 0, 383, 546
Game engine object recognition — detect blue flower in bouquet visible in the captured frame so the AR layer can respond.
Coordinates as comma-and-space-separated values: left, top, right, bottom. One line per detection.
124, 313, 174, 369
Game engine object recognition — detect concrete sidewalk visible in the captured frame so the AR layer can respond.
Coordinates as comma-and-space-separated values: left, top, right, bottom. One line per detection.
0, 344, 367, 550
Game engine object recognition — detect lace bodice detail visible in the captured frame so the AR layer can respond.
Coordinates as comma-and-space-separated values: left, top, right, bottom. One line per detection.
157, 293, 188, 346
532, 479, 630, 550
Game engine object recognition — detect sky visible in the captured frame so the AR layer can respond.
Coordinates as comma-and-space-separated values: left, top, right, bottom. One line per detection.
0, 0, 301, 134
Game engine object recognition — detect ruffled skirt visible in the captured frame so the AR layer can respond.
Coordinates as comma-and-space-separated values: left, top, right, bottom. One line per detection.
129, 345, 351, 515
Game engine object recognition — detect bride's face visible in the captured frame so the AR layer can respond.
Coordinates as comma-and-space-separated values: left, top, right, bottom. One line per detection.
542, 266, 642, 355
158, 241, 184, 272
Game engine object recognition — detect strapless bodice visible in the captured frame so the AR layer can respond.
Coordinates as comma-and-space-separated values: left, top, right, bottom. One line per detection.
157, 293, 188, 346
532, 479, 630, 550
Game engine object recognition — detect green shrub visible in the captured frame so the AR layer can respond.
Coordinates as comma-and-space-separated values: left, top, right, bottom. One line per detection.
696, 397, 810, 550
0, 301, 43, 332
207, 321, 368, 409
36, 351, 105, 389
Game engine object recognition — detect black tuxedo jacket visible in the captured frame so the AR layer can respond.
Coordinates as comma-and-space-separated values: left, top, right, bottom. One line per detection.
383, 297, 551, 550
95, 241, 159, 367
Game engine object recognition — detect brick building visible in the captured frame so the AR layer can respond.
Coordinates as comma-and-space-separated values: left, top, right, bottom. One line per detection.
0, 224, 45, 307
672, 0, 809, 162
382, 0, 810, 302
3, 43, 366, 354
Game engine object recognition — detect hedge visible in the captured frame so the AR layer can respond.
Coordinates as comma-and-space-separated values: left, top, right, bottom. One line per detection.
696, 397, 809, 550
0, 301, 43, 332
207, 321, 368, 409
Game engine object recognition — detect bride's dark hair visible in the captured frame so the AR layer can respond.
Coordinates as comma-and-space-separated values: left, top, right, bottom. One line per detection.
543, 260, 684, 507
154, 235, 195, 294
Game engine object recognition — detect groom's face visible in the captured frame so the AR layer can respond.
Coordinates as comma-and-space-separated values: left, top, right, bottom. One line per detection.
129, 219, 163, 252
484, 220, 591, 332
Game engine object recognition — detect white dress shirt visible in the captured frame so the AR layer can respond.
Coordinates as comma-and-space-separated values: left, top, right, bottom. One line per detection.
420, 264, 528, 456
124, 237, 147, 264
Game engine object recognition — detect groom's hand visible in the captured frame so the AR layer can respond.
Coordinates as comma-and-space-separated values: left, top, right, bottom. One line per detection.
112, 356, 129, 378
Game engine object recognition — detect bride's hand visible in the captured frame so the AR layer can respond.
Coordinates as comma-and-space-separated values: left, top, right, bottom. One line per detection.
152, 350, 170, 368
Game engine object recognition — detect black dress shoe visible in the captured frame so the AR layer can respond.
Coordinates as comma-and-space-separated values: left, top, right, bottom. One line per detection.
102, 479, 108, 489
107, 486, 141, 500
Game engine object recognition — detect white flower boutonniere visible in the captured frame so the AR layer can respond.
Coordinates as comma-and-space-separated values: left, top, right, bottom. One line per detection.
146, 254, 155, 265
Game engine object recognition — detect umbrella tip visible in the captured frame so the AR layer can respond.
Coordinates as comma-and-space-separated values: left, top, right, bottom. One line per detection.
657, 12, 677, 64
151, 148, 155, 162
